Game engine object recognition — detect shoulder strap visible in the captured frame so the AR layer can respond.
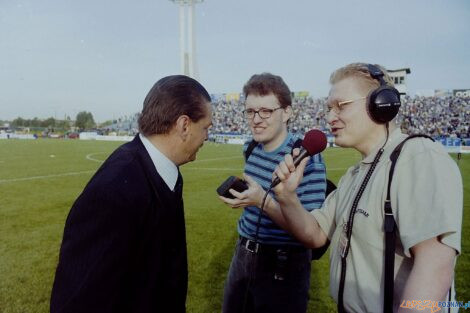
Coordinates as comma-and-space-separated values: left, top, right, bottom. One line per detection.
244, 139, 258, 161
244, 137, 303, 161
383, 134, 434, 313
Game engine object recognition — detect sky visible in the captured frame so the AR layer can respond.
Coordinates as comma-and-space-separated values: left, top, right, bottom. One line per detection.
1, 0, 469, 122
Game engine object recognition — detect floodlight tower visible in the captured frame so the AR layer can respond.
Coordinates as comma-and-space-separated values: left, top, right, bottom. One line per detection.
170, 0, 203, 80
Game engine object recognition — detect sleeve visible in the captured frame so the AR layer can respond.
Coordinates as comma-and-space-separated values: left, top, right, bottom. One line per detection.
297, 153, 327, 211
50, 179, 146, 313
311, 189, 338, 240
393, 145, 463, 257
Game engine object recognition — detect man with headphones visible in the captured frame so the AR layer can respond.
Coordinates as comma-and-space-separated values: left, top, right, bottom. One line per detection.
265, 63, 462, 312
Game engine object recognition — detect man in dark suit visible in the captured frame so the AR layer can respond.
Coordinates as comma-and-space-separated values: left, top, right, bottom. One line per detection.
50, 75, 213, 313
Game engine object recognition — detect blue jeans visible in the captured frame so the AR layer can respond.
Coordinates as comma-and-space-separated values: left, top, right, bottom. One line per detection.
222, 238, 311, 313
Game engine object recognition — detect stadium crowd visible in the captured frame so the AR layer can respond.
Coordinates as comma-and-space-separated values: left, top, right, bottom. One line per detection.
210, 95, 470, 139
109, 95, 469, 140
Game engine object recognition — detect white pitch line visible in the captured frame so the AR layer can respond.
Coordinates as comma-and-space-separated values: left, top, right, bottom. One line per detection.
84, 153, 241, 164
192, 156, 242, 163
185, 166, 348, 172
328, 167, 349, 171
0, 170, 95, 184
0, 166, 349, 184
84, 151, 347, 173
184, 167, 242, 171
86, 152, 106, 163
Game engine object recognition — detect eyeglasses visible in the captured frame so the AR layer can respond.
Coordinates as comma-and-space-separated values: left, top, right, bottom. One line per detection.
326, 97, 366, 114
243, 107, 283, 119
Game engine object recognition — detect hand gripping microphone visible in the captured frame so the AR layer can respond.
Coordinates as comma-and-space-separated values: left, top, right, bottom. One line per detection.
270, 129, 328, 188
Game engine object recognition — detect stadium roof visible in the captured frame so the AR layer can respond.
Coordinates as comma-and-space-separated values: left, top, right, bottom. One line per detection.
388, 68, 411, 74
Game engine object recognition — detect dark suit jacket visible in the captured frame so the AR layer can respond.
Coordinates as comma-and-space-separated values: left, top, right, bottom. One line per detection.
51, 135, 187, 313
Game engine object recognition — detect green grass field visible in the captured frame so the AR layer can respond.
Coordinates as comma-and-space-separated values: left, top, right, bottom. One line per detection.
0, 138, 468, 313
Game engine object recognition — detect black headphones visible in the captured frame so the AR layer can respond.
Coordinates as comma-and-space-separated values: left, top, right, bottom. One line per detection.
366, 64, 401, 124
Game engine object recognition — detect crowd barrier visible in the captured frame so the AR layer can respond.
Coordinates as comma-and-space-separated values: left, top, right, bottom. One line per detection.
79, 132, 134, 141
210, 133, 470, 153
1, 132, 469, 153
0, 133, 36, 139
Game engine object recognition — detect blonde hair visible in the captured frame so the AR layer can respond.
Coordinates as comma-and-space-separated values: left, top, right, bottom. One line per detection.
329, 62, 394, 93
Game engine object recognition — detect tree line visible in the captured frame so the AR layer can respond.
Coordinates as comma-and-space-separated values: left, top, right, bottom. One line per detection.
9, 111, 98, 131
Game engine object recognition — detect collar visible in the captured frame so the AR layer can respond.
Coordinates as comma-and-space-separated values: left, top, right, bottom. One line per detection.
361, 128, 407, 164
260, 132, 293, 154
139, 133, 179, 191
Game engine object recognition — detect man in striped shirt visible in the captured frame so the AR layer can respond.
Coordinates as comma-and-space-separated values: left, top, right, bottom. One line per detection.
219, 73, 327, 313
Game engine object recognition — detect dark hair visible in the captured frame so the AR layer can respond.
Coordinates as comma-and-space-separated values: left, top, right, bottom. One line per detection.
138, 75, 211, 135
242, 73, 292, 108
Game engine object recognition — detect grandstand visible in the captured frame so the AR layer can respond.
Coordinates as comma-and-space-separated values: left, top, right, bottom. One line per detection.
105, 94, 469, 146
8, 91, 465, 146
102, 113, 139, 135
208, 95, 469, 139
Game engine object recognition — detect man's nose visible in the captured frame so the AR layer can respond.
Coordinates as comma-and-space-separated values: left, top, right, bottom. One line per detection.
327, 110, 338, 125
252, 112, 263, 123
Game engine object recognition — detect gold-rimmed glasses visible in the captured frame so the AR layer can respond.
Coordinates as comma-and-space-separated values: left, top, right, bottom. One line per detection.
326, 97, 366, 114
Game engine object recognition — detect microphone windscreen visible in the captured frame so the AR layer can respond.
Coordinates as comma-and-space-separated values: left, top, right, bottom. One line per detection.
302, 129, 327, 156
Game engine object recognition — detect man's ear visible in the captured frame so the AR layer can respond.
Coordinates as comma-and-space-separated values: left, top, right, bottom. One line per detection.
175, 115, 191, 140
282, 106, 293, 123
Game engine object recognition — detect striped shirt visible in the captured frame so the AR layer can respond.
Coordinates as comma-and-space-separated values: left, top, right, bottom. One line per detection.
238, 132, 326, 245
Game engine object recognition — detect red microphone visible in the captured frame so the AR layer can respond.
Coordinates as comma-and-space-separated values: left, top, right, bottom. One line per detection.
270, 129, 327, 188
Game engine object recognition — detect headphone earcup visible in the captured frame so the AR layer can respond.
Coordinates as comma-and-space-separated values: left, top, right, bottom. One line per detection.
367, 86, 401, 124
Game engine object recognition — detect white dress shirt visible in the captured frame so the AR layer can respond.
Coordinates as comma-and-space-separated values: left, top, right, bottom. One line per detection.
139, 133, 178, 191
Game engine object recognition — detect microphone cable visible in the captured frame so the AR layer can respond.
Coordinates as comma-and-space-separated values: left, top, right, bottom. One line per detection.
239, 130, 326, 312
241, 187, 271, 313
